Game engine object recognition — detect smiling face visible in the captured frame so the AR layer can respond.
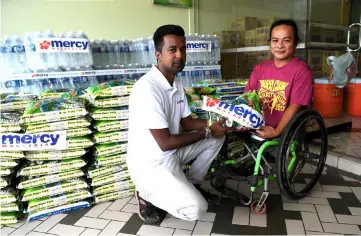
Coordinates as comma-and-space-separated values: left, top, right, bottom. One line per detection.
270, 24, 297, 62
156, 34, 186, 75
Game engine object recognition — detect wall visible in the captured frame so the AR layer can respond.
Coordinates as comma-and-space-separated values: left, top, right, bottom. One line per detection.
1, 0, 195, 39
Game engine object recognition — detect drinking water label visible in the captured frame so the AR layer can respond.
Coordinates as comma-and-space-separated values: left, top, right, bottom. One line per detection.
0, 131, 67, 151
187, 41, 212, 53
36, 38, 90, 53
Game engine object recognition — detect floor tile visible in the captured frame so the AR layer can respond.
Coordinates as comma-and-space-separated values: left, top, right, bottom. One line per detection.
9, 220, 42, 235
315, 205, 337, 223
350, 187, 361, 201
85, 202, 113, 218
231, 207, 249, 225
301, 212, 323, 232
121, 204, 138, 214
200, 212, 216, 222
249, 210, 266, 227
48, 224, 85, 236
99, 210, 133, 222
0, 227, 15, 235
306, 230, 343, 235
282, 195, 297, 203
75, 216, 110, 230
298, 197, 329, 205
192, 221, 213, 235
107, 197, 132, 211
34, 214, 67, 233
321, 185, 352, 192
285, 219, 305, 235
128, 197, 137, 205
349, 207, 361, 216
322, 222, 361, 235
27, 232, 56, 236
311, 190, 341, 199
137, 225, 175, 235
99, 221, 125, 236
173, 229, 192, 235
160, 218, 196, 230
7, 220, 26, 229
335, 214, 361, 225
283, 203, 316, 212
80, 228, 101, 236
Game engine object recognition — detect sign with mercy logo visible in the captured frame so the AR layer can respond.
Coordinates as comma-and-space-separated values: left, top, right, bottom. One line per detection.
0, 131, 67, 151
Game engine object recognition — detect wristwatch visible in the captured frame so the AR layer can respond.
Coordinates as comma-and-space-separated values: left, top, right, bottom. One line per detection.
204, 127, 212, 139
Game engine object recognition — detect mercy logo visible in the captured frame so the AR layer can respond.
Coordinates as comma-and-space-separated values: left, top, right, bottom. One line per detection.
1, 131, 67, 151
186, 41, 212, 53
37, 38, 90, 53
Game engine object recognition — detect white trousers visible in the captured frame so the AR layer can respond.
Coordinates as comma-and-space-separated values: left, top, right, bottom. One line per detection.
131, 136, 225, 221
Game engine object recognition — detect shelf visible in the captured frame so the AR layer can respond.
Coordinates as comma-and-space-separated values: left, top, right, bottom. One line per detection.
310, 22, 358, 32
308, 42, 358, 49
221, 43, 306, 53
1, 65, 221, 81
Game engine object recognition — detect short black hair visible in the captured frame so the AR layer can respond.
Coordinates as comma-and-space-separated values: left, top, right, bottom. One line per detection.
153, 24, 185, 52
269, 19, 300, 43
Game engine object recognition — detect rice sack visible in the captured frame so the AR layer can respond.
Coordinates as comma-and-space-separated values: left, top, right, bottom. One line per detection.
0, 93, 38, 112
26, 189, 92, 213
0, 202, 19, 213
93, 130, 128, 144
0, 112, 23, 133
93, 142, 127, 157
0, 187, 18, 204
93, 120, 129, 133
95, 153, 127, 167
0, 151, 25, 159
94, 189, 134, 204
25, 149, 86, 161
93, 180, 134, 196
26, 117, 91, 133
202, 90, 264, 130
0, 212, 19, 225
19, 158, 87, 177
66, 136, 94, 150
17, 169, 85, 189
87, 164, 127, 179
27, 201, 91, 222
91, 170, 130, 187
21, 178, 89, 202
85, 82, 133, 101
20, 98, 88, 125
90, 107, 129, 121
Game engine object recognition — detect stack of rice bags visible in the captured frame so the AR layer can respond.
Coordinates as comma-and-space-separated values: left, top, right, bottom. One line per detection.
18, 95, 94, 221
84, 81, 135, 204
0, 93, 35, 225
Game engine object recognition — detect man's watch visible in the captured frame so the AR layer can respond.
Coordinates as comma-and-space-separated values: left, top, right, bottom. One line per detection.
204, 127, 212, 139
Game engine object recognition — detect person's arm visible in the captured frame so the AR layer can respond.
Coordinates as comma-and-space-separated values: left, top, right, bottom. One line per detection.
256, 67, 313, 138
180, 116, 207, 132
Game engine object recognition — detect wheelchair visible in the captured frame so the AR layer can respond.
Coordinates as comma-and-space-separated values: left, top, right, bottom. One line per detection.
209, 108, 328, 214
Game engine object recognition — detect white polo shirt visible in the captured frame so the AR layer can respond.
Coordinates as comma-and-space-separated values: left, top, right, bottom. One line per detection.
126, 66, 192, 173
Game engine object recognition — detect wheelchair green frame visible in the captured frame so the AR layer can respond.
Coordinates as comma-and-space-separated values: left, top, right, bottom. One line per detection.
209, 108, 328, 214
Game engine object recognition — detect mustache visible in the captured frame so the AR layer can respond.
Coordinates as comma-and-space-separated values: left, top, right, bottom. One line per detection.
173, 60, 184, 64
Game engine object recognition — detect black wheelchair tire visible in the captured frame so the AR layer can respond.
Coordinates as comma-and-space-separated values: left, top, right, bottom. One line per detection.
276, 108, 328, 200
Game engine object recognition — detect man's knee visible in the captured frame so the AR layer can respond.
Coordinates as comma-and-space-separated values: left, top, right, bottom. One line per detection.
184, 197, 208, 221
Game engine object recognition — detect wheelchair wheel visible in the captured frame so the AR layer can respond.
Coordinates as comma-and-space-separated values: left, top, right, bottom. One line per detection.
276, 108, 328, 200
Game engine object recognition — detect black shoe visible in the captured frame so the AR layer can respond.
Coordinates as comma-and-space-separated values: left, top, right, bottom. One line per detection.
193, 184, 219, 204
135, 191, 165, 224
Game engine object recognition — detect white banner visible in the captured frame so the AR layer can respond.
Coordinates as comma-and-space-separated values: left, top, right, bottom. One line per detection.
36, 38, 90, 53
0, 131, 67, 151
186, 41, 212, 53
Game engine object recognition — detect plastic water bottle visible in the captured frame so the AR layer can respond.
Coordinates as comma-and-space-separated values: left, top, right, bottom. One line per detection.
214, 35, 221, 62
185, 34, 193, 63
141, 37, 150, 67
75, 31, 93, 67
91, 40, 101, 66
114, 40, 123, 65
3, 35, 28, 73
99, 39, 109, 66
148, 36, 157, 65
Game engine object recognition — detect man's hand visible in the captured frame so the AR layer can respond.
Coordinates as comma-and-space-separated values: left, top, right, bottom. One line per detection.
209, 119, 235, 137
256, 125, 281, 139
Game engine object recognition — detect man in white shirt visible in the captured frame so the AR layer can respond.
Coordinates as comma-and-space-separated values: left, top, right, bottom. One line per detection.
126, 25, 229, 224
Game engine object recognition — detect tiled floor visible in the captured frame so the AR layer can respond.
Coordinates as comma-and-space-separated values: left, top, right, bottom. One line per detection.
2, 164, 361, 236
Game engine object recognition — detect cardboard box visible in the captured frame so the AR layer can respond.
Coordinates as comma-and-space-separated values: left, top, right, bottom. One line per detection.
214, 31, 241, 49
256, 27, 270, 46
257, 17, 282, 27
231, 17, 258, 32
322, 30, 337, 43
308, 51, 323, 71
245, 30, 256, 47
